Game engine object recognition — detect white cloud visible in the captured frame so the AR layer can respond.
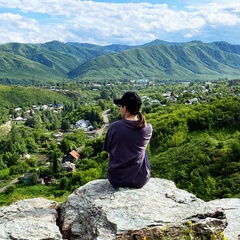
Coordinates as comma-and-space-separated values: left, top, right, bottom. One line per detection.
0, 1, 239, 44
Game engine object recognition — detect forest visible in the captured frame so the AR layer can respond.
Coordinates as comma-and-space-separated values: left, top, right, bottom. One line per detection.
0, 78, 240, 206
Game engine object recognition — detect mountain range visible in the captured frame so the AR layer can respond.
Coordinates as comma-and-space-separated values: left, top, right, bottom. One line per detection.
0, 39, 240, 85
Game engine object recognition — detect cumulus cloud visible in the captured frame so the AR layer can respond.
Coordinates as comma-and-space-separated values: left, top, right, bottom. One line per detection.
0, 0, 239, 45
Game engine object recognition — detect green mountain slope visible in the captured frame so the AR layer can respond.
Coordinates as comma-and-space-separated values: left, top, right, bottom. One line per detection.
0, 41, 116, 84
0, 40, 240, 84
0, 51, 63, 81
0, 85, 74, 108
68, 41, 240, 81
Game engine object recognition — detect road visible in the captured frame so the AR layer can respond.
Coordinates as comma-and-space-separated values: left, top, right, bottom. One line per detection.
0, 120, 12, 135
86, 109, 110, 138
0, 178, 19, 193
96, 109, 110, 137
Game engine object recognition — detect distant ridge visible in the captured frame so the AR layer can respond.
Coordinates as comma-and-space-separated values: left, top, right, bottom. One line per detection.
0, 39, 239, 85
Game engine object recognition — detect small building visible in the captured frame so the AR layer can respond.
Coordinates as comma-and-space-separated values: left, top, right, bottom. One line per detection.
15, 107, 22, 112
22, 172, 39, 184
62, 150, 80, 163
76, 119, 88, 129
151, 99, 160, 104
12, 116, 27, 124
53, 132, 63, 138
62, 161, 76, 172
41, 105, 48, 110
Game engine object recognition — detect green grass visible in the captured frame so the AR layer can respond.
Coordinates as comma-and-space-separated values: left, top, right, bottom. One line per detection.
0, 124, 10, 136
0, 183, 70, 206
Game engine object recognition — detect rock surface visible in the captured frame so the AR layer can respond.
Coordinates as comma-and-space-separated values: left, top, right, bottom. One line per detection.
58, 178, 233, 239
0, 198, 62, 240
0, 178, 240, 240
208, 198, 240, 240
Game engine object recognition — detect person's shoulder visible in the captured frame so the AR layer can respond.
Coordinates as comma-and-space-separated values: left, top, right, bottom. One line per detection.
146, 122, 152, 129
109, 119, 124, 128
144, 122, 153, 133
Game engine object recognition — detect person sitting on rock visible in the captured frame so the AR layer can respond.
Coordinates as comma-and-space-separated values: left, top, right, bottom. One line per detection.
104, 91, 152, 188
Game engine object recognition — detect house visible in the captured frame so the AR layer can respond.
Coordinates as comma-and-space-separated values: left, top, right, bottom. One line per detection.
22, 172, 39, 184
76, 119, 88, 129
151, 99, 160, 104
87, 125, 94, 131
54, 103, 63, 110
136, 79, 148, 84
62, 150, 80, 163
12, 116, 27, 124
162, 93, 171, 97
185, 98, 198, 105
15, 107, 22, 112
41, 105, 48, 110
69, 150, 80, 159
13, 116, 25, 121
62, 161, 76, 172
53, 132, 63, 141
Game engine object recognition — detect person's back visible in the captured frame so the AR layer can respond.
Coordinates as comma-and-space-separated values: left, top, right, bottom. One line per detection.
104, 91, 152, 188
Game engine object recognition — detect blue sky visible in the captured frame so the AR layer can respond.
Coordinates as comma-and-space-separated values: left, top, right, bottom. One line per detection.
0, 0, 240, 45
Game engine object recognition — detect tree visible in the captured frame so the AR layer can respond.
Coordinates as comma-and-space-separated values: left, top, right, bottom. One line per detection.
59, 176, 68, 190
3, 152, 20, 167
60, 138, 76, 154
25, 137, 38, 153
98, 99, 105, 110
29, 172, 38, 185
81, 146, 94, 158
100, 90, 108, 99
51, 114, 61, 130
61, 119, 71, 131
0, 155, 7, 170
48, 145, 62, 177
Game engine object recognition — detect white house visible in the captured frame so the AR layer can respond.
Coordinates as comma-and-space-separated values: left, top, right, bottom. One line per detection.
151, 99, 160, 104
76, 119, 88, 129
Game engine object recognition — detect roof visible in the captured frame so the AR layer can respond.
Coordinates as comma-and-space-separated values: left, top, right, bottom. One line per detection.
62, 161, 76, 169
69, 150, 80, 159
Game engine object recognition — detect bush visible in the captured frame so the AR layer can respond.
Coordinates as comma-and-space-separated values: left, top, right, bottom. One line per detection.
4, 185, 15, 194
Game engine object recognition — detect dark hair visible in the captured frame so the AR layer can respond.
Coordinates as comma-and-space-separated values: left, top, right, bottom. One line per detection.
125, 106, 146, 129
136, 111, 146, 129
115, 91, 146, 128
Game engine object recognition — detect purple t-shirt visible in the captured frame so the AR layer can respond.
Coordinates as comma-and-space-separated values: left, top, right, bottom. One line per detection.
103, 119, 152, 188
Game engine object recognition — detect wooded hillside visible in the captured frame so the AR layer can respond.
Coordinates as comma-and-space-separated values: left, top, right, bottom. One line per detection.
0, 40, 240, 85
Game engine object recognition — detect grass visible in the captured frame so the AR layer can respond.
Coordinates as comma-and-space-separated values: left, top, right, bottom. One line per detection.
0, 183, 70, 206
0, 124, 11, 137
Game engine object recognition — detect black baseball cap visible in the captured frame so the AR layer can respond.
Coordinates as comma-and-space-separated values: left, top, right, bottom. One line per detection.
114, 91, 142, 110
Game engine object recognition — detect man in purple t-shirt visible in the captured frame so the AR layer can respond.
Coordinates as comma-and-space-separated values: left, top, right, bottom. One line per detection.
104, 91, 152, 188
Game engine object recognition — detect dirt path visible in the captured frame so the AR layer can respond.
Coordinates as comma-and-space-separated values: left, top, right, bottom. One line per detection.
0, 120, 12, 136
96, 109, 110, 137
0, 177, 19, 193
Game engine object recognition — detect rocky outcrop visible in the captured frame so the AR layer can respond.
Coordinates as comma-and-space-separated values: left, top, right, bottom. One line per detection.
58, 178, 235, 240
0, 178, 240, 240
0, 198, 62, 240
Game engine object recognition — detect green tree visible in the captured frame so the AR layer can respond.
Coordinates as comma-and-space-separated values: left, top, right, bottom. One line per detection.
81, 146, 94, 158
48, 147, 62, 177
61, 119, 71, 131
29, 172, 38, 185
0, 155, 7, 170
60, 138, 76, 154
51, 114, 61, 130
59, 176, 69, 190
25, 137, 38, 153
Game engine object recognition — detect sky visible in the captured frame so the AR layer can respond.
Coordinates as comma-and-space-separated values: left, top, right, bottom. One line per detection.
0, 0, 240, 46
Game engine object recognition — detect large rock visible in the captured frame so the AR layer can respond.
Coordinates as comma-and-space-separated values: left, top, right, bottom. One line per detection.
1, 178, 240, 240
0, 198, 62, 240
208, 198, 240, 240
58, 178, 231, 240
